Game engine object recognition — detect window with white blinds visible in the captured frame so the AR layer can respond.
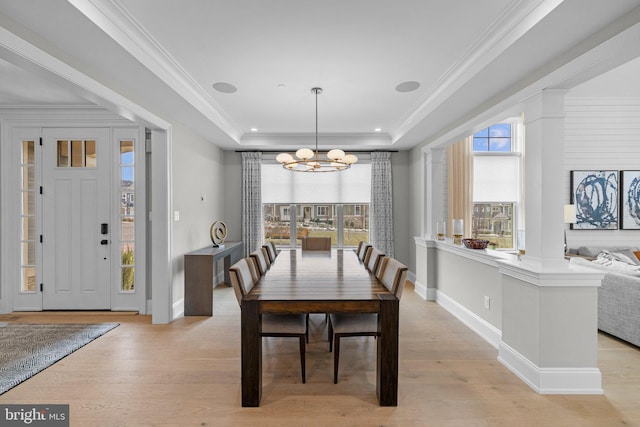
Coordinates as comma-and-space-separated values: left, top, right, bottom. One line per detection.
262, 163, 371, 203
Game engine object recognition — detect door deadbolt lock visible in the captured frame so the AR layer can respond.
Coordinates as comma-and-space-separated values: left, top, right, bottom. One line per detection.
100, 239, 109, 245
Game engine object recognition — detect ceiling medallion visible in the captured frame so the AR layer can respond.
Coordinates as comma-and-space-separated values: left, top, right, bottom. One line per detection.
276, 87, 358, 173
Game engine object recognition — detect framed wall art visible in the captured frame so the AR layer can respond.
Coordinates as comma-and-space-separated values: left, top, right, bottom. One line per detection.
570, 170, 618, 230
620, 170, 640, 230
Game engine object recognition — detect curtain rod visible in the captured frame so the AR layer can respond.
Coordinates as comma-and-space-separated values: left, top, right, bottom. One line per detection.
234, 149, 398, 153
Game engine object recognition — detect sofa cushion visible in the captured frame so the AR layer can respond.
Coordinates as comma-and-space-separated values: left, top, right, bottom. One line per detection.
576, 245, 640, 258
591, 255, 640, 277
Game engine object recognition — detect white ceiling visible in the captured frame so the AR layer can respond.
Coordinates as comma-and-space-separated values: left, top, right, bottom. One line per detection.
0, 0, 639, 150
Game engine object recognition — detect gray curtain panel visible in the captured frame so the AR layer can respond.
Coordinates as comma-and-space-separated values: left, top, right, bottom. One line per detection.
370, 151, 394, 258
241, 152, 263, 257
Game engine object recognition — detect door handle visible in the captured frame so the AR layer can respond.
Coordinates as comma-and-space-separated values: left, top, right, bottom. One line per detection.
100, 239, 109, 245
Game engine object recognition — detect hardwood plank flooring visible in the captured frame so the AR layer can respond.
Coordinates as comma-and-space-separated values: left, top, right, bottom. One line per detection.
1, 283, 639, 426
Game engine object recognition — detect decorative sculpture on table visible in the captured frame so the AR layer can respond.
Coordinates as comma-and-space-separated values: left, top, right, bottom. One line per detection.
210, 220, 227, 248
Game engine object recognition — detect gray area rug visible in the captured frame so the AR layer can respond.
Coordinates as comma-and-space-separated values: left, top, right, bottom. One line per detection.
0, 323, 118, 394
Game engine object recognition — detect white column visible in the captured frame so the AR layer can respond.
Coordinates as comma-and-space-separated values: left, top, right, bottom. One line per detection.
497, 90, 604, 394
522, 90, 567, 263
151, 128, 173, 324
424, 146, 447, 239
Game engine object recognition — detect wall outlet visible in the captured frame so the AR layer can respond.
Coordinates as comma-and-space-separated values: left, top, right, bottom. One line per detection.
484, 296, 491, 310
173, 211, 180, 222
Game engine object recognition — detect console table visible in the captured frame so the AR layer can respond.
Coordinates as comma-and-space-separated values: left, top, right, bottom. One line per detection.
184, 241, 244, 316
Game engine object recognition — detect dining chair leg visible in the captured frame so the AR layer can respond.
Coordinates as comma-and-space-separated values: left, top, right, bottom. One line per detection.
333, 334, 341, 384
328, 318, 334, 352
299, 335, 306, 384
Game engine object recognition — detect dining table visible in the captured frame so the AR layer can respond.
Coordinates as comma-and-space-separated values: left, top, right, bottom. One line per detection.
241, 248, 399, 407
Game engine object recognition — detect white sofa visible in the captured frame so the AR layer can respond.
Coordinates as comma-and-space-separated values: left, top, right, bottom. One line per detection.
569, 246, 640, 348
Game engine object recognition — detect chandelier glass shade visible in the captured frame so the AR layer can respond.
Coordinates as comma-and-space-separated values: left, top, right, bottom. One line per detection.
277, 87, 358, 172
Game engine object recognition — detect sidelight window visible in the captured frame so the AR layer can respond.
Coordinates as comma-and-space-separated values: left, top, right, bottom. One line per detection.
20, 140, 36, 292
120, 140, 135, 292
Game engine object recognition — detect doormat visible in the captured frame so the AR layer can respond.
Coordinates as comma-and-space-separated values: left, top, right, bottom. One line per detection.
0, 323, 118, 395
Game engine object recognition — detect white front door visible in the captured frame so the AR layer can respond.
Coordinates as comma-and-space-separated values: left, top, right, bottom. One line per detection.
41, 128, 111, 309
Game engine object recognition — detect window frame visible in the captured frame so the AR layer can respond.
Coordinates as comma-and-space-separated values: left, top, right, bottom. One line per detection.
471, 118, 523, 250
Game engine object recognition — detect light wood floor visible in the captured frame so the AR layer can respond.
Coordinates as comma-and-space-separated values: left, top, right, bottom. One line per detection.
1, 283, 639, 426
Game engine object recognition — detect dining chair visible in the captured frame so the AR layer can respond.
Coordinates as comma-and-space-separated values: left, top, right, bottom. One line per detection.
301, 236, 331, 250
229, 258, 308, 383
249, 247, 270, 277
357, 243, 372, 262
263, 243, 277, 263
328, 256, 408, 384
269, 241, 280, 257
364, 246, 385, 276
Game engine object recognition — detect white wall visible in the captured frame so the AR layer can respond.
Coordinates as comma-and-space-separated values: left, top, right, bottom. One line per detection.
170, 123, 225, 309
408, 146, 424, 274
564, 96, 640, 249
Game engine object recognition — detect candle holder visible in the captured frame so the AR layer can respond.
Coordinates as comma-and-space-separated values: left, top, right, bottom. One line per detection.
436, 222, 446, 241
452, 219, 464, 245
516, 229, 525, 260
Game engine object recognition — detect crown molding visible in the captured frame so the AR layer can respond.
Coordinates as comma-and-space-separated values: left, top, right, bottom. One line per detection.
392, 0, 564, 145
67, 0, 240, 142
240, 132, 393, 150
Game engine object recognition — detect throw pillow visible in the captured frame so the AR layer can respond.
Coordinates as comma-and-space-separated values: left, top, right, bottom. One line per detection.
611, 248, 640, 265
635, 251, 640, 261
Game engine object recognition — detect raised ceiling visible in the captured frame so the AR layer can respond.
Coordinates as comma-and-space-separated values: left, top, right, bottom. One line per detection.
0, 0, 639, 150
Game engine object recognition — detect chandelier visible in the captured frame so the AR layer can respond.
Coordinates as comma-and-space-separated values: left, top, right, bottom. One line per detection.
276, 87, 358, 172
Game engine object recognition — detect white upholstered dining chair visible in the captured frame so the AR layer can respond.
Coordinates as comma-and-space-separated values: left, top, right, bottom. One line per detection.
357, 243, 372, 262
328, 256, 408, 384
263, 242, 277, 263
249, 247, 271, 277
229, 258, 308, 383
363, 246, 385, 276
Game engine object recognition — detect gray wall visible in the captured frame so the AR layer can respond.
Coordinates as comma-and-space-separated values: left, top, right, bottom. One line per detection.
390, 151, 410, 267
222, 151, 412, 268
170, 122, 225, 303
223, 151, 242, 243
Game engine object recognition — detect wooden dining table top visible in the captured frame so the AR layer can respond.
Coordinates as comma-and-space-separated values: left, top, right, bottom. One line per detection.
245, 249, 392, 303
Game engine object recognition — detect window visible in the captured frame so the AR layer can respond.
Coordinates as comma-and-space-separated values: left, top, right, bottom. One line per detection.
471, 121, 522, 249
21, 140, 36, 292
120, 140, 135, 292
264, 204, 292, 246
473, 124, 511, 152
262, 161, 371, 248
56, 139, 96, 167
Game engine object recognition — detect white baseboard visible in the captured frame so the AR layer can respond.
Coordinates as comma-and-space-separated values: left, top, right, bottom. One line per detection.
413, 279, 428, 300
498, 341, 603, 395
146, 299, 152, 315
172, 297, 184, 320
435, 290, 501, 349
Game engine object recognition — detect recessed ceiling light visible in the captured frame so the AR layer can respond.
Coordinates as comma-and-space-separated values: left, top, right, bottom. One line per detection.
250, 128, 258, 132
374, 128, 382, 132
395, 81, 420, 93
212, 82, 237, 93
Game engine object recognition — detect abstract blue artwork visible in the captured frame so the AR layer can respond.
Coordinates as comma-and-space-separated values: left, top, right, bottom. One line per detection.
620, 171, 640, 230
570, 170, 618, 230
